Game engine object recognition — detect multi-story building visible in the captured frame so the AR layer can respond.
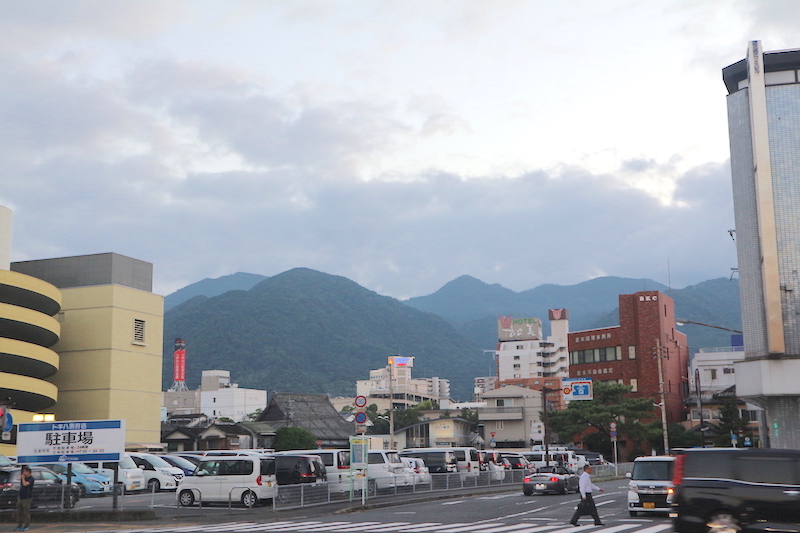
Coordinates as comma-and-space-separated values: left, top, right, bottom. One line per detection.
11, 251, 164, 446
723, 41, 800, 449
567, 291, 689, 425
478, 385, 543, 449
473, 376, 497, 401
164, 370, 268, 422
355, 366, 451, 409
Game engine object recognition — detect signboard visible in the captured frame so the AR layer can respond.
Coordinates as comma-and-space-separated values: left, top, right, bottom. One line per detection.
3, 412, 12, 432
349, 436, 370, 469
354, 395, 368, 408
17, 419, 125, 463
389, 356, 413, 367
498, 316, 543, 341
562, 378, 593, 401
530, 422, 544, 440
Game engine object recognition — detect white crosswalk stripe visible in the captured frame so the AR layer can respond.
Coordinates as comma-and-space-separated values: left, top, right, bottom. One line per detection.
65, 519, 676, 533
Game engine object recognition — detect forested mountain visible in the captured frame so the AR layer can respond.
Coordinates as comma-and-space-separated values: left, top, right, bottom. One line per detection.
163, 269, 491, 400
163, 270, 741, 400
165, 272, 268, 311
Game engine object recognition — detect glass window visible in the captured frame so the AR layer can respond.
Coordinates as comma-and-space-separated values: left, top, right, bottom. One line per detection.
735, 455, 799, 485
628, 346, 636, 359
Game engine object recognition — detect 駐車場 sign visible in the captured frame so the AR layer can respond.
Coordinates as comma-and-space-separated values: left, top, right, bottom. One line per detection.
16, 419, 126, 464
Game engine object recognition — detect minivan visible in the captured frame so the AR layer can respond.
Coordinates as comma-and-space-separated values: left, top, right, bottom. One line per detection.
627, 456, 675, 516
671, 447, 800, 533
83, 456, 145, 492
368, 450, 410, 490
399, 449, 458, 474
179, 456, 276, 507
128, 452, 184, 491
272, 449, 349, 492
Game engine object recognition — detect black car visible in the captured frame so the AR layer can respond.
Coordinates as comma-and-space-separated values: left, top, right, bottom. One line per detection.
268, 455, 327, 485
671, 448, 800, 533
0, 466, 81, 509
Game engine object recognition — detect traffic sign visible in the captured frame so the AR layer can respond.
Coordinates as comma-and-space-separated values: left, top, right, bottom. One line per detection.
354, 395, 368, 408
561, 378, 593, 401
490, 432, 496, 438
610, 422, 617, 430
2, 412, 12, 432
354, 412, 368, 424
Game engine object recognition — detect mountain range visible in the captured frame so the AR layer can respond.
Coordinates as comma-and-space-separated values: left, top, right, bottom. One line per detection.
162, 269, 742, 401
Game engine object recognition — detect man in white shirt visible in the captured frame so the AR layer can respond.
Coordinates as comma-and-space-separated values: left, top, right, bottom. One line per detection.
570, 464, 604, 526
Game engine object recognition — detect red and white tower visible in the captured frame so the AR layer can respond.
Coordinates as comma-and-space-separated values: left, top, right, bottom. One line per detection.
170, 338, 188, 391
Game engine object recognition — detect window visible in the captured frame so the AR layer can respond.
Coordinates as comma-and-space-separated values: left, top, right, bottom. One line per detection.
706, 368, 718, 380
723, 367, 735, 374
630, 378, 638, 392
516, 345, 524, 350
513, 364, 520, 369
513, 355, 520, 360
628, 346, 636, 359
496, 399, 506, 407
133, 319, 146, 344
495, 421, 504, 430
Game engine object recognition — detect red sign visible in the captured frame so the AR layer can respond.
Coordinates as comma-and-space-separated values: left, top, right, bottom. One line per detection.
490, 432, 496, 438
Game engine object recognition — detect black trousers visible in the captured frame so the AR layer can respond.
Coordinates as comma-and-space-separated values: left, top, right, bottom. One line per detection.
570, 493, 601, 524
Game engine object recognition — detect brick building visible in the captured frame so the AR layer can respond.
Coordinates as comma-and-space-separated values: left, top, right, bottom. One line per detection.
568, 291, 689, 424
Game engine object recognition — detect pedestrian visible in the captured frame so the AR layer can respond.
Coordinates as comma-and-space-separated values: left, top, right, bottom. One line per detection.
570, 464, 604, 526
15, 465, 34, 532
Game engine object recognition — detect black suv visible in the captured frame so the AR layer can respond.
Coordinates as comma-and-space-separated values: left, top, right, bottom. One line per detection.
671, 448, 800, 533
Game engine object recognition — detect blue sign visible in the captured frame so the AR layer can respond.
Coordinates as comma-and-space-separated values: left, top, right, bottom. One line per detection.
354, 412, 368, 424
561, 378, 593, 401
17, 419, 125, 464
2, 412, 12, 432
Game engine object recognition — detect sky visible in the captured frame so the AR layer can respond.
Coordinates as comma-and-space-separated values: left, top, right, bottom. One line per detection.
2, 0, 798, 300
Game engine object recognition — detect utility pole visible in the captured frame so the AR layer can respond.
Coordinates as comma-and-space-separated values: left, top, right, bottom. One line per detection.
655, 339, 669, 455
388, 358, 395, 450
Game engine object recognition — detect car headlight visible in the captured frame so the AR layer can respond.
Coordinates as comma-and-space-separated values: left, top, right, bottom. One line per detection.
629, 483, 638, 491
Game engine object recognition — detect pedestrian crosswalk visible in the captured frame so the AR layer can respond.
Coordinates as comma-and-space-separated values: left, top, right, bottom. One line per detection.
80, 519, 674, 533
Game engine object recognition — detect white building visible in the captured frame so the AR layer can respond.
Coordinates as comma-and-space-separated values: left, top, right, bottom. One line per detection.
356, 366, 451, 409
164, 370, 267, 422
495, 311, 570, 381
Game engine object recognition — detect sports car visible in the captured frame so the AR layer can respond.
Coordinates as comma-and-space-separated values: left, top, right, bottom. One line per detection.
522, 465, 579, 495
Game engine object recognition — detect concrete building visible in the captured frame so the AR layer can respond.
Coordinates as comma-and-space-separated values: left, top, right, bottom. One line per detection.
723, 41, 800, 449
11, 252, 164, 446
495, 311, 570, 383
356, 366, 451, 409
478, 385, 543, 449
199, 370, 267, 421
473, 376, 497, 401
567, 291, 689, 425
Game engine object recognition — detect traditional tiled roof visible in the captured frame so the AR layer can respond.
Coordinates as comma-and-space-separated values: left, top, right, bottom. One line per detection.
258, 393, 354, 442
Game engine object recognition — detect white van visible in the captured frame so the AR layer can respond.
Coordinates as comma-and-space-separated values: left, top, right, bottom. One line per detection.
367, 450, 410, 490
524, 449, 583, 473
448, 447, 481, 478
178, 456, 276, 507
83, 455, 145, 492
128, 452, 184, 491
272, 449, 351, 493
400, 449, 458, 474
626, 456, 675, 516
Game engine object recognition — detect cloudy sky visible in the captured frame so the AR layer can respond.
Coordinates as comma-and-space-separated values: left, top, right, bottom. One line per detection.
2, 1, 796, 299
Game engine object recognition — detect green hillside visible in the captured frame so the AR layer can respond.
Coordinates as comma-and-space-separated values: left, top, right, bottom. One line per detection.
163, 268, 491, 400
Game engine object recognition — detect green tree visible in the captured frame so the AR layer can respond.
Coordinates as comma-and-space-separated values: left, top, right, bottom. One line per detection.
546, 381, 656, 455
272, 426, 318, 451
244, 408, 263, 421
713, 397, 749, 447
458, 408, 480, 432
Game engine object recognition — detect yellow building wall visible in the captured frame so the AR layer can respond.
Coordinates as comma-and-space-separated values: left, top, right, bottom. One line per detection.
51, 284, 163, 445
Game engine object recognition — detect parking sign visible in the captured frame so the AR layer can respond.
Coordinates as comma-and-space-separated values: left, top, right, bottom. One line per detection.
561, 378, 593, 401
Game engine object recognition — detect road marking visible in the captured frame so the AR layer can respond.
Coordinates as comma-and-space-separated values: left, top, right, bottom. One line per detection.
329, 523, 413, 532
479, 494, 518, 500
396, 524, 470, 532
381, 524, 442, 532
435, 523, 506, 533
251, 522, 329, 531
595, 501, 615, 507
296, 522, 382, 531
442, 501, 464, 505
479, 524, 559, 533
626, 526, 672, 533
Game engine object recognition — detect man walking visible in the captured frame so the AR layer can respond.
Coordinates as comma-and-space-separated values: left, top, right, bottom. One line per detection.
570, 464, 604, 526
15, 465, 34, 532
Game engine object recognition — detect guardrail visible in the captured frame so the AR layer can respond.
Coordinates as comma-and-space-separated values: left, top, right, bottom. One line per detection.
229, 486, 257, 513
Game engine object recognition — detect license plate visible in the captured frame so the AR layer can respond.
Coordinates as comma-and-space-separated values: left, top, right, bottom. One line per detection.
535, 484, 546, 490
643, 502, 655, 509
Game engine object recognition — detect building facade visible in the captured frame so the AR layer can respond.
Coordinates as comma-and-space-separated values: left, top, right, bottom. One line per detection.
478, 385, 543, 449
11, 252, 164, 445
567, 291, 689, 425
723, 41, 800, 448
356, 366, 451, 409
495, 311, 570, 383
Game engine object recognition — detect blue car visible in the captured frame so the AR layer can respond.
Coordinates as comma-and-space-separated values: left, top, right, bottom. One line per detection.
37, 462, 112, 496
160, 455, 198, 476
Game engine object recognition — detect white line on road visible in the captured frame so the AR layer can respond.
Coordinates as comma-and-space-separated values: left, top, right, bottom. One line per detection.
595, 501, 615, 507
393, 524, 469, 532
625, 525, 672, 533
480, 523, 560, 533
433, 523, 506, 533
442, 501, 464, 505
325, 523, 413, 532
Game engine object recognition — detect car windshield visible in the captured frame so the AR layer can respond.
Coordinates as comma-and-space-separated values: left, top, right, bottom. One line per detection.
164, 456, 196, 470
119, 457, 137, 469
632, 461, 673, 481
71, 463, 96, 474
141, 455, 172, 468
0, 455, 12, 468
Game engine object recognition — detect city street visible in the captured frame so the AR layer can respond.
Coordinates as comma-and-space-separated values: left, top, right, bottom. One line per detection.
37, 477, 673, 533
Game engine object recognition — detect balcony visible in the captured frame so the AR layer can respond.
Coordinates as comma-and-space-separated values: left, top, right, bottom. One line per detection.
478, 406, 524, 421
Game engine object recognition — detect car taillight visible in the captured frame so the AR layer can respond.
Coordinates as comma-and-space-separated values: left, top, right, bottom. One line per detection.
550, 477, 559, 482
524, 477, 531, 483
467, 464, 471, 471
338, 465, 350, 469
415, 467, 421, 474
256, 475, 262, 486
672, 454, 685, 486
1, 483, 12, 489
300, 473, 315, 478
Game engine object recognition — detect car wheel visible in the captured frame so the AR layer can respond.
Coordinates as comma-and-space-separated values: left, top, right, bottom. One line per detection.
241, 490, 258, 507
77, 483, 86, 497
629, 511, 638, 517
708, 513, 741, 533
560, 484, 568, 495
523, 488, 533, 496
65, 495, 77, 509
178, 490, 195, 507
148, 478, 161, 492
277, 490, 291, 503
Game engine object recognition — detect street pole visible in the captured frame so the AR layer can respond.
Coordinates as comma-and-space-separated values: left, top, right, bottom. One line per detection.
388, 358, 395, 450
656, 339, 669, 455
543, 388, 549, 467
695, 368, 705, 447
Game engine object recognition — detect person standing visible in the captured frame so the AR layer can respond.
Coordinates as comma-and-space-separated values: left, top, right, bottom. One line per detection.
15, 465, 34, 532
570, 464, 604, 526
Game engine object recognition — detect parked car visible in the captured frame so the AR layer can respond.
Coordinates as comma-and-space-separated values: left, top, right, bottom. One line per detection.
501, 452, 533, 471
0, 455, 13, 469
523, 465, 579, 495
36, 462, 112, 496
171, 453, 205, 467
0, 466, 80, 508
481, 451, 506, 481
127, 452, 184, 491
399, 449, 458, 474
368, 450, 411, 490
160, 455, 198, 476
271, 449, 350, 492
671, 447, 800, 533
401, 457, 432, 486
83, 456, 145, 493
270, 454, 327, 486
179, 455, 276, 507
627, 455, 674, 516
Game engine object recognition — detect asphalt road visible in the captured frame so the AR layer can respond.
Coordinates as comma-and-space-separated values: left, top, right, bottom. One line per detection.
17, 477, 674, 533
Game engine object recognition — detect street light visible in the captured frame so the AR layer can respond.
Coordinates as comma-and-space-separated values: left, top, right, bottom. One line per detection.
675, 319, 742, 334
